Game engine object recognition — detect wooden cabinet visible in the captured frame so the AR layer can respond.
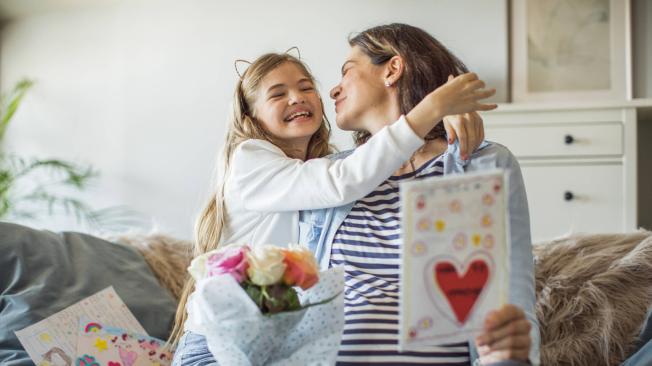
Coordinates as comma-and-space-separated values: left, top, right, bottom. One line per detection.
483, 101, 652, 243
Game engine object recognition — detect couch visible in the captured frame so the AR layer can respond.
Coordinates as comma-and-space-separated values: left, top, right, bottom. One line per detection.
1, 222, 651, 365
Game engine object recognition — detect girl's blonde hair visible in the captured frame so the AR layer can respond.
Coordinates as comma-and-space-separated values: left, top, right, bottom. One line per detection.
168, 52, 333, 347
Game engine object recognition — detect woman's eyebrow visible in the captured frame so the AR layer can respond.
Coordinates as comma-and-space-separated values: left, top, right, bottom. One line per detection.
341, 60, 355, 74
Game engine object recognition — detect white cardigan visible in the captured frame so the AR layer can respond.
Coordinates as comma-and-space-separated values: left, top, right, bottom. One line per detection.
219, 116, 423, 247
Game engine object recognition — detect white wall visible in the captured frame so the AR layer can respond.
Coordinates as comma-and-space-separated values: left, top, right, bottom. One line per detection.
0, 0, 508, 239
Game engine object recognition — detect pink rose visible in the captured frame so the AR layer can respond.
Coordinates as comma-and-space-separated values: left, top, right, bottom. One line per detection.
206, 244, 250, 283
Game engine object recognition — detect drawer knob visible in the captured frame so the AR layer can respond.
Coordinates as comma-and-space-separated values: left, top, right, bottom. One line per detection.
564, 191, 574, 201
564, 134, 575, 144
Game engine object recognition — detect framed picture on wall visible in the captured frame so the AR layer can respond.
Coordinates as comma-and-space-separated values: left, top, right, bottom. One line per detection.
510, 0, 632, 102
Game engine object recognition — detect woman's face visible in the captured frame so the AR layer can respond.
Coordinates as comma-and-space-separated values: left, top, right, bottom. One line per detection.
330, 46, 388, 131
253, 62, 323, 147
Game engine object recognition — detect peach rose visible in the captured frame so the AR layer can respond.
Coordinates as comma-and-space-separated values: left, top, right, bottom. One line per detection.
282, 245, 319, 290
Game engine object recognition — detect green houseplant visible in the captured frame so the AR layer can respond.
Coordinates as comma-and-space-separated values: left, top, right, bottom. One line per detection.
0, 79, 140, 230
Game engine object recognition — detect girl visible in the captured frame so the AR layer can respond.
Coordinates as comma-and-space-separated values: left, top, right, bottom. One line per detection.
171, 51, 496, 361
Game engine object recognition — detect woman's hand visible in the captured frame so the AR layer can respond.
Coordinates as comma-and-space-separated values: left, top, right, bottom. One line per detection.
475, 304, 532, 365
443, 111, 485, 160
405, 73, 495, 139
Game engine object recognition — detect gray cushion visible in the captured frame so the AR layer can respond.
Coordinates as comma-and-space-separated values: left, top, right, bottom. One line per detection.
0, 222, 178, 366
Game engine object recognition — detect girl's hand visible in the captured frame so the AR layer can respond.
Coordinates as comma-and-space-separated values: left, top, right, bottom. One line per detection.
435, 73, 497, 116
405, 73, 495, 139
475, 304, 532, 365
443, 111, 485, 160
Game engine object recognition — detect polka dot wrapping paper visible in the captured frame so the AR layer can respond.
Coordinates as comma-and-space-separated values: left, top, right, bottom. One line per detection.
399, 170, 510, 351
187, 266, 344, 365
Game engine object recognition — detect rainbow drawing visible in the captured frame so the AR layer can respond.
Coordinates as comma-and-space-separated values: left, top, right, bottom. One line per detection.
84, 322, 102, 333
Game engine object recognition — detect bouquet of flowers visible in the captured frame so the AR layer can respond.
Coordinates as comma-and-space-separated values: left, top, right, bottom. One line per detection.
185, 244, 344, 366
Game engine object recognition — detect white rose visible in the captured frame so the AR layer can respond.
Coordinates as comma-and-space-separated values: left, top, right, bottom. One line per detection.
246, 245, 287, 286
187, 251, 210, 281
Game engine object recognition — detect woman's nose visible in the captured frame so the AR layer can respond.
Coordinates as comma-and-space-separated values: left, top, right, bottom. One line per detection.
330, 85, 341, 100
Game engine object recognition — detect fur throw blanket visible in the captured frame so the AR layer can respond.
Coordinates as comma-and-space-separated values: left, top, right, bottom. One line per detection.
116, 234, 192, 300
119, 231, 652, 366
533, 231, 652, 365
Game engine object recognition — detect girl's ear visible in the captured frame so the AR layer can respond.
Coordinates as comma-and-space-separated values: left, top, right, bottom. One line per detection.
383, 55, 405, 87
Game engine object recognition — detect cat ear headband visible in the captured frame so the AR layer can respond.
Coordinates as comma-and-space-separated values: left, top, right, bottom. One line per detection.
234, 46, 301, 80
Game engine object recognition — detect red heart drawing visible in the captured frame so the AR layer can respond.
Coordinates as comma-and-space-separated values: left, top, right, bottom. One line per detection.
108, 362, 122, 366
434, 259, 490, 324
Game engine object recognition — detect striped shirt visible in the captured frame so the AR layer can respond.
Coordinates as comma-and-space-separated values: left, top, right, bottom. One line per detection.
330, 154, 471, 365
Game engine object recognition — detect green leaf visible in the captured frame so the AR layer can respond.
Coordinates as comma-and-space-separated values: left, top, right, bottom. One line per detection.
282, 287, 301, 311
243, 283, 264, 309
0, 79, 34, 141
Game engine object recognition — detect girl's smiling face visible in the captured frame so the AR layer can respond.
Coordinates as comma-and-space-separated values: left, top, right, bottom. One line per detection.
253, 61, 324, 151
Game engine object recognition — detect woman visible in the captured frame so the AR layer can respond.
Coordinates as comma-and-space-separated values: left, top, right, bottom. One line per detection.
300, 23, 539, 365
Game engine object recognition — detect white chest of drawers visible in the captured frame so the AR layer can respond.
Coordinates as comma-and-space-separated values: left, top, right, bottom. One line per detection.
483, 101, 652, 243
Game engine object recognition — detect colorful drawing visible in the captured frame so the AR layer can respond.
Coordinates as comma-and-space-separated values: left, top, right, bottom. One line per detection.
434, 219, 446, 232
94, 338, 108, 352
41, 347, 72, 366
482, 193, 494, 206
481, 214, 493, 228
428, 254, 493, 325
416, 195, 426, 211
411, 241, 427, 256
85, 323, 102, 333
400, 170, 510, 350
484, 234, 495, 249
418, 317, 433, 330
417, 218, 431, 231
472, 234, 482, 247
76, 355, 100, 366
449, 199, 462, 213
76, 320, 173, 366
39, 333, 52, 343
452, 233, 467, 250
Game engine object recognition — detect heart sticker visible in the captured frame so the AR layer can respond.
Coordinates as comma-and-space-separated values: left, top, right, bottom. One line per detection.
118, 348, 138, 366
76, 355, 100, 366
425, 253, 493, 326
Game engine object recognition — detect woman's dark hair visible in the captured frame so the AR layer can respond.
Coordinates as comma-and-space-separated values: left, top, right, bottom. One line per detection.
349, 23, 468, 145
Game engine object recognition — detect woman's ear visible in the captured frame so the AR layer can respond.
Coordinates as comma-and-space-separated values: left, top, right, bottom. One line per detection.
384, 55, 405, 87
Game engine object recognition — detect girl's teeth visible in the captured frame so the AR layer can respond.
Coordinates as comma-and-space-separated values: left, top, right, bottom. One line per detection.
288, 112, 310, 121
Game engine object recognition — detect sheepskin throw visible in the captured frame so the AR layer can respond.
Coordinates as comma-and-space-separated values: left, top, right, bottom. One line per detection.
116, 234, 192, 300
534, 231, 652, 366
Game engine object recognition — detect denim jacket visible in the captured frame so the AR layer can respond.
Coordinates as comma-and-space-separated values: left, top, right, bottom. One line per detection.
298, 140, 541, 366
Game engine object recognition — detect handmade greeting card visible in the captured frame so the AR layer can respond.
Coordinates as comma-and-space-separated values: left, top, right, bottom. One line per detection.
399, 170, 510, 350
75, 319, 173, 366
15, 287, 146, 366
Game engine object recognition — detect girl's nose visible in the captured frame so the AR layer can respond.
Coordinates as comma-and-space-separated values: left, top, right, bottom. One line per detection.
330, 85, 341, 100
288, 89, 306, 105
